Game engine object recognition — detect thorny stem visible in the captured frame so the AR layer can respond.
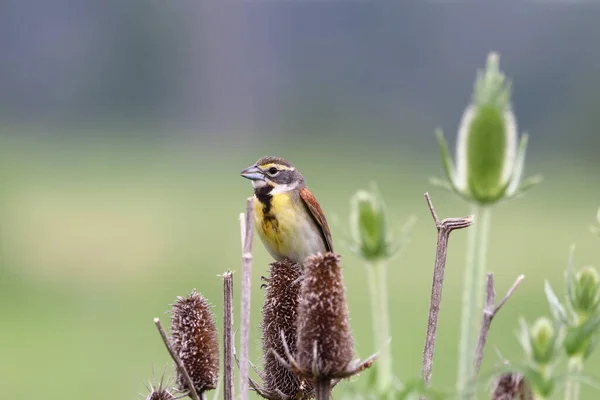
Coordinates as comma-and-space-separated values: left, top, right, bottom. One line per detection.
457, 205, 491, 399
473, 273, 525, 379
153, 318, 201, 400
223, 272, 235, 400
239, 198, 255, 400
565, 356, 584, 400
421, 193, 473, 388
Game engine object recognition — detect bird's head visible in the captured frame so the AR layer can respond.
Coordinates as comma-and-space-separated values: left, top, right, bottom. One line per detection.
241, 156, 304, 194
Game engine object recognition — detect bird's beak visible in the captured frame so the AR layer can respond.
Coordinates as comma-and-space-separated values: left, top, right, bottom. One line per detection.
240, 164, 265, 181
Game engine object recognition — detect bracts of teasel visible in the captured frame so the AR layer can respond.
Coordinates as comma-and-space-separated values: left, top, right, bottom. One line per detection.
170, 290, 220, 397
274, 253, 376, 400
255, 260, 314, 400
145, 376, 176, 400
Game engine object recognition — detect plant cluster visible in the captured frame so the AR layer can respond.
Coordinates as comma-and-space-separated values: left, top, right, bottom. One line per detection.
141, 53, 600, 400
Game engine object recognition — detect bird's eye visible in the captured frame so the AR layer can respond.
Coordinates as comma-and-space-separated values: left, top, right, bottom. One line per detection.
268, 167, 278, 175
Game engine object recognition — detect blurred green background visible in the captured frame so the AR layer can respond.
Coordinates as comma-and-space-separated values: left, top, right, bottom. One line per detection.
1, 1, 600, 399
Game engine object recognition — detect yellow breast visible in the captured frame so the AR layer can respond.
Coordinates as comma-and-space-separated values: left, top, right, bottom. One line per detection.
253, 192, 326, 263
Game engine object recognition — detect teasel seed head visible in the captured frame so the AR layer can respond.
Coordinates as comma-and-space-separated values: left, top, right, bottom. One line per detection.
491, 373, 532, 400
145, 374, 176, 400
261, 259, 313, 398
170, 290, 220, 395
297, 253, 354, 377
146, 385, 176, 400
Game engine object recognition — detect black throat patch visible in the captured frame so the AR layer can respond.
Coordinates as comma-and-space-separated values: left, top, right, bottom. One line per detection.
254, 185, 273, 214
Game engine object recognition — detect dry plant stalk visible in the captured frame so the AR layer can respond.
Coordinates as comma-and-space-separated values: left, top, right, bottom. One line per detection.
473, 273, 524, 378
154, 318, 202, 400
240, 197, 255, 400
421, 192, 473, 386
223, 271, 235, 400
170, 290, 220, 396
274, 253, 376, 400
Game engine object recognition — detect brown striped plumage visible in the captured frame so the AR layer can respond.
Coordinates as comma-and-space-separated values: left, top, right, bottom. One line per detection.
241, 157, 333, 264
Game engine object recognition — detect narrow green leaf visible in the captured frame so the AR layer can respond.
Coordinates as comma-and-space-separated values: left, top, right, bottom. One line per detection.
545, 281, 569, 324
565, 245, 577, 313
429, 176, 453, 192
585, 331, 599, 359
516, 317, 533, 357
506, 132, 528, 196
578, 315, 600, 338
435, 129, 457, 187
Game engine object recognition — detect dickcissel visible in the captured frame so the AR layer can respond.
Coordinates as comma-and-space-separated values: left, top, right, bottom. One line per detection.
240, 156, 333, 264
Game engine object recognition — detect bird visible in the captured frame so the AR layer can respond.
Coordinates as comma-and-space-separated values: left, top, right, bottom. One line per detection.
240, 156, 333, 265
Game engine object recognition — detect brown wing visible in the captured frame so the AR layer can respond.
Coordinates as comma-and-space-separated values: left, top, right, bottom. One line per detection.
299, 187, 334, 252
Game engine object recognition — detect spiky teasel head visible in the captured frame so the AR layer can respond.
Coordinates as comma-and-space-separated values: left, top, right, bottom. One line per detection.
259, 259, 313, 399
144, 373, 176, 400
273, 253, 375, 400
170, 290, 219, 395
491, 373, 532, 400
297, 253, 354, 376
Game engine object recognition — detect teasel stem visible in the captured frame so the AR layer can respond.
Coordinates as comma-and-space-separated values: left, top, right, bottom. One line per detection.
421, 193, 473, 388
457, 205, 491, 398
223, 271, 235, 400
315, 379, 331, 400
153, 318, 201, 400
240, 197, 254, 400
565, 356, 583, 400
366, 259, 392, 394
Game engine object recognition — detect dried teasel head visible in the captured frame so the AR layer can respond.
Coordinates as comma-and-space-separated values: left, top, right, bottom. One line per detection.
261, 259, 313, 399
170, 290, 219, 395
296, 253, 354, 377
491, 373, 532, 400
145, 374, 176, 400
273, 253, 375, 400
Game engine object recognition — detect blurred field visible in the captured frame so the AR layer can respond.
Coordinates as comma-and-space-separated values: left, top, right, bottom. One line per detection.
0, 133, 598, 399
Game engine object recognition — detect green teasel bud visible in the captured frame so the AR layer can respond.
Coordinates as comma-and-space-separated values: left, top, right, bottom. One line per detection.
518, 317, 558, 366
571, 266, 600, 317
435, 52, 541, 204
530, 318, 556, 365
349, 185, 390, 261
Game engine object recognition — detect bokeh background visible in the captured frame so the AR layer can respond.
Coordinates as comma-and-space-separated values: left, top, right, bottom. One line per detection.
1, 1, 599, 398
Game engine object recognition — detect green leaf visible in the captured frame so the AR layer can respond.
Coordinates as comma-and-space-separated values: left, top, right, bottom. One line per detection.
545, 281, 569, 324
435, 129, 457, 188
386, 215, 417, 261
429, 176, 453, 192
509, 174, 543, 199
516, 317, 533, 357
505, 133, 528, 196
564, 316, 600, 357
565, 245, 577, 314
585, 331, 599, 359
578, 314, 600, 338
